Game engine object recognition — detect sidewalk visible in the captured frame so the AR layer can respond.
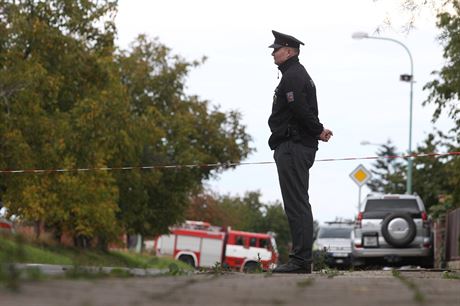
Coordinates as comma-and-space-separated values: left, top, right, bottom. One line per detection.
1, 270, 459, 306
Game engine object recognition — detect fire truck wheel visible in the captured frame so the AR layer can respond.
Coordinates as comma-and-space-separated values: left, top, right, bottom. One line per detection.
243, 261, 260, 273
178, 255, 195, 268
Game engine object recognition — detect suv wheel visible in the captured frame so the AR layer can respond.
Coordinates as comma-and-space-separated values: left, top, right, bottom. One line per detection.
381, 213, 416, 248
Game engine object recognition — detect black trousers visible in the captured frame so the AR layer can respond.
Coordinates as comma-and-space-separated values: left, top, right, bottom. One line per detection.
274, 140, 316, 266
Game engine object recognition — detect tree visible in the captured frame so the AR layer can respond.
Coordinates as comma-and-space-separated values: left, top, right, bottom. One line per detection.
186, 191, 229, 226
374, 0, 456, 33
371, 1, 459, 130
216, 191, 265, 232
0, 0, 254, 249
366, 134, 456, 212
115, 35, 253, 238
370, 1, 460, 212
424, 1, 460, 131
366, 140, 406, 194
0, 0, 123, 245
411, 132, 452, 211
423, 1, 460, 208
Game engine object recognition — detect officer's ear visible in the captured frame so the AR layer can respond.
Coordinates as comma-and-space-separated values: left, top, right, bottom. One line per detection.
289, 47, 299, 56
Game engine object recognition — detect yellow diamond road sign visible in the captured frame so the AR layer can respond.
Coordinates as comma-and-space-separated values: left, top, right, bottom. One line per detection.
349, 164, 372, 186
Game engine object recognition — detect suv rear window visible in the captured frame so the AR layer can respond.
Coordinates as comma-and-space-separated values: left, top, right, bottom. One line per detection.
364, 199, 420, 213
318, 227, 352, 239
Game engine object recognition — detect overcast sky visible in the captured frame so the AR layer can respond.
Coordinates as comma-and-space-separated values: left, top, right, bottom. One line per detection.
115, 0, 453, 223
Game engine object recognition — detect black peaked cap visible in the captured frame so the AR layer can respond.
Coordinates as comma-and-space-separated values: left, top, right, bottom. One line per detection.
269, 30, 304, 49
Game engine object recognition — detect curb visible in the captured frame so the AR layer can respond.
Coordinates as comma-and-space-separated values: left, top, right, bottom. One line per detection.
12, 263, 168, 277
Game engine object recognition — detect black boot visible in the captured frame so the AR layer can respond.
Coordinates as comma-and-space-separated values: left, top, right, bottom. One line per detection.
272, 262, 312, 274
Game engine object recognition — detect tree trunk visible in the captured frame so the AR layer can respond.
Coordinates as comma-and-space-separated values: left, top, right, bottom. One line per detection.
74, 235, 91, 249
97, 236, 109, 252
34, 220, 41, 239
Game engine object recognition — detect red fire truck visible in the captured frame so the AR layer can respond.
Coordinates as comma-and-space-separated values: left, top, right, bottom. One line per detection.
149, 221, 278, 272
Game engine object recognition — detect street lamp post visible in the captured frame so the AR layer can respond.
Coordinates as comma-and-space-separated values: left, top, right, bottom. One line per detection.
352, 32, 414, 194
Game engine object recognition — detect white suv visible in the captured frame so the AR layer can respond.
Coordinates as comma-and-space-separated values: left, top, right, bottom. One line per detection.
351, 194, 433, 267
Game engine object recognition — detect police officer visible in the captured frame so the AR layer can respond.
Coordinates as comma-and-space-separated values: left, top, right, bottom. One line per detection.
268, 30, 333, 274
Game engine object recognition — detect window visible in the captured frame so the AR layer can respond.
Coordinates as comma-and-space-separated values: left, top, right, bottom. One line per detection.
365, 199, 420, 213
249, 237, 257, 247
317, 227, 352, 239
235, 236, 245, 246
259, 239, 269, 249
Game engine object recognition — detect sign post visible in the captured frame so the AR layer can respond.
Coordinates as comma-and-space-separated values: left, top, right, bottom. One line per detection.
349, 164, 372, 211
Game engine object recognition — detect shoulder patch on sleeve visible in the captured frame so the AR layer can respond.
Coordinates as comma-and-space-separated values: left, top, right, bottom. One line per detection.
286, 91, 295, 103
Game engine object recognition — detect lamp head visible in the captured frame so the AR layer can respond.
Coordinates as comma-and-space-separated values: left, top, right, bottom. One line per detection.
352, 32, 369, 40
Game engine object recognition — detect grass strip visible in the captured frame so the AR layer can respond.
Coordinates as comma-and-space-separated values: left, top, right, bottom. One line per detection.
297, 277, 314, 288
0, 235, 191, 269
0, 233, 193, 290
319, 267, 343, 279
442, 271, 460, 280
392, 269, 425, 304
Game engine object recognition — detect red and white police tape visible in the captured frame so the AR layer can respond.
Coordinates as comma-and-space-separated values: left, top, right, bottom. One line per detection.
0, 151, 459, 174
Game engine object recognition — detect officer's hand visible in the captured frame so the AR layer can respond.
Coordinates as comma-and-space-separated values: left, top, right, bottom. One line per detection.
319, 129, 333, 142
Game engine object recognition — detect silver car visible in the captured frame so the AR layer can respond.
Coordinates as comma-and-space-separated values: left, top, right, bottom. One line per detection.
314, 222, 353, 267
351, 194, 433, 267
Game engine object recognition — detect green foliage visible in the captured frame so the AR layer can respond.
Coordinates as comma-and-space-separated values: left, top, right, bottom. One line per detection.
422, 1, 460, 209
208, 261, 231, 275
0, 235, 25, 290
392, 269, 425, 303
312, 249, 328, 271
318, 267, 343, 279
442, 271, 460, 279
424, 1, 460, 130
367, 1, 460, 216
429, 194, 455, 219
0, 235, 191, 271
114, 35, 252, 238
0, 235, 72, 265
0, 0, 123, 245
166, 262, 191, 276
296, 277, 314, 287
366, 139, 406, 194
412, 133, 456, 212
0, 0, 252, 246
366, 134, 459, 213
216, 191, 265, 231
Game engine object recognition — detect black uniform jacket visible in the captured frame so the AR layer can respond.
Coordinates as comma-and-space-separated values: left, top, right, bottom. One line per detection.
268, 56, 324, 150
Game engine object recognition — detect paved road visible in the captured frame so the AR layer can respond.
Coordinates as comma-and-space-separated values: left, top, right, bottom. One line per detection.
1, 270, 459, 306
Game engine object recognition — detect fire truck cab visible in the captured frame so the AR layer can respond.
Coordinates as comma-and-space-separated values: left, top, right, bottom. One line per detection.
152, 221, 278, 271
224, 230, 278, 271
